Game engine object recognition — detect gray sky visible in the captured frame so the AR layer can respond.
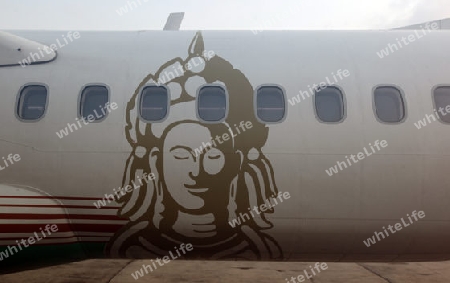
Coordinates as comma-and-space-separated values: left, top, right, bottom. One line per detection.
0, 0, 449, 30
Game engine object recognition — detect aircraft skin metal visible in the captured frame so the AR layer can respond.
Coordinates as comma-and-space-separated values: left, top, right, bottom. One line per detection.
0, 30, 450, 262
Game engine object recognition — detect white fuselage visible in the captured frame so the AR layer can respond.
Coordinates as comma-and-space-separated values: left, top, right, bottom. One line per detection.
1, 30, 450, 262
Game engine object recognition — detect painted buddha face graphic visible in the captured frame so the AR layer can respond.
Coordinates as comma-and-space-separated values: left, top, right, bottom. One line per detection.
107, 31, 283, 260
160, 122, 227, 211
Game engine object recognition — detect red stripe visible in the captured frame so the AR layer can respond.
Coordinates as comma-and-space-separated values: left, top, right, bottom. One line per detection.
0, 213, 125, 221
0, 204, 120, 209
0, 196, 105, 200
0, 235, 108, 240
0, 224, 124, 233
0, 239, 109, 247
11, 240, 109, 246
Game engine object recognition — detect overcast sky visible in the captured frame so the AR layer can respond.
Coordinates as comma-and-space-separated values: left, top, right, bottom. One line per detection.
0, 0, 449, 30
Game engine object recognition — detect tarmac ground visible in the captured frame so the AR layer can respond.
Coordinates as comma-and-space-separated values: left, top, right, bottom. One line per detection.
1, 259, 450, 283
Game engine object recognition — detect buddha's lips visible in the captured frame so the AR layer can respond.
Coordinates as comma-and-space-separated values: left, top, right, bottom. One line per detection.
184, 185, 209, 193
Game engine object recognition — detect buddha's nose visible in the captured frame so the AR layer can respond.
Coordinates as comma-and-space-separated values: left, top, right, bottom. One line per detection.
188, 159, 200, 179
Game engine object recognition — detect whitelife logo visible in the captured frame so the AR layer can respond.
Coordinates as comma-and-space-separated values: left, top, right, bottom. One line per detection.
193, 120, 253, 158
56, 102, 118, 139
414, 105, 450, 129
376, 21, 439, 59
288, 69, 350, 107
0, 224, 59, 261
130, 243, 193, 280
363, 210, 425, 247
284, 262, 328, 283
18, 31, 81, 67
93, 172, 156, 209
228, 192, 291, 228
325, 140, 388, 177
0, 154, 21, 171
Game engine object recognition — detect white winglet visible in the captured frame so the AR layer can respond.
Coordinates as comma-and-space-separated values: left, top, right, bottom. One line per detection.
0, 31, 56, 67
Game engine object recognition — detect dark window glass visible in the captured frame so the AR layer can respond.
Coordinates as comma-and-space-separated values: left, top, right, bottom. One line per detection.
315, 86, 345, 123
198, 86, 227, 122
374, 86, 405, 123
256, 86, 285, 123
434, 86, 450, 123
140, 86, 168, 122
80, 86, 109, 121
17, 85, 48, 120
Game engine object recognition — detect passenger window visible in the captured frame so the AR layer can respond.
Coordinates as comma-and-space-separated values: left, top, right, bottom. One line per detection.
197, 85, 227, 122
17, 85, 48, 121
80, 85, 109, 121
140, 85, 169, 122
433, 86, 450, 123
374, 86, 405, 123
315, 86, 345, 123
256, 86, 285, 123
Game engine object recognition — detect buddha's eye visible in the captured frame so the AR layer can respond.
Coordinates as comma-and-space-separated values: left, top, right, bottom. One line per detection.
174, 155, 189, 160
203, 148, 225, 175
170, 148, 192, 160
205, 148, 224, 160
208, 154, 221, 160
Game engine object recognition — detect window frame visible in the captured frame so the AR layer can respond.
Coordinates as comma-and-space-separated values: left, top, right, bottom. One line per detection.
138, 83, 171, 123
432, 84, 450, 125
372, 84, 407, 124
78, 83, 111, 123
15, 83, 49, 122
254, 84, 287, 124
196, 84, 229, 124
312, 85, 347, 124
